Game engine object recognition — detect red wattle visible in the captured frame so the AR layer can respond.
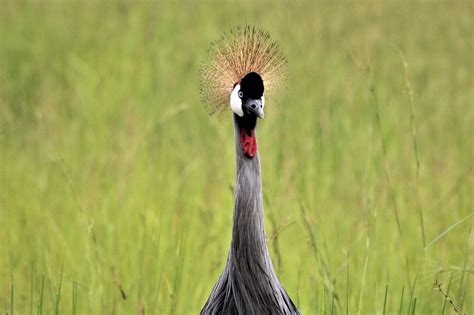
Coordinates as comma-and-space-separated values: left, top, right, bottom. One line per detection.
240, 129, 257, 158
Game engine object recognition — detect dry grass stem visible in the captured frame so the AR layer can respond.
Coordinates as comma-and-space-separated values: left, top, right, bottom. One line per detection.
433, 280, 465, 315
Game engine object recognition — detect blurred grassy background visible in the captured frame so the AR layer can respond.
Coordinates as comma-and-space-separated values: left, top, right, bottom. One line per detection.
0, 1, 472, 314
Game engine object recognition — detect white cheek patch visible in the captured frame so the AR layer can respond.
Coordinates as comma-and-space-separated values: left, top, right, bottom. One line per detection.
230, 84, 244, 117
261, 95, 265, 110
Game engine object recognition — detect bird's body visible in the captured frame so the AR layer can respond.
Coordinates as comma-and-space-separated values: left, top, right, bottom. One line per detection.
200, 26, 299, 315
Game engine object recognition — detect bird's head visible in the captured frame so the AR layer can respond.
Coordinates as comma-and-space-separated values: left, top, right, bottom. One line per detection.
200, 26, 287, 159
230, 72, 265, 119
200, 26, 286, 119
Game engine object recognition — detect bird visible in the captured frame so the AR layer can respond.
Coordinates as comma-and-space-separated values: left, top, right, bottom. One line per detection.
199, 26, 300, 315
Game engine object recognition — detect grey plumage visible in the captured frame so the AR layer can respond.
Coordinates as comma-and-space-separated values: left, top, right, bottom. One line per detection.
200, 116, 300, 315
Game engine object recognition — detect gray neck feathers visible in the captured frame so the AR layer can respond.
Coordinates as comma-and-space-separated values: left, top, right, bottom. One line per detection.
200, 116, 299, 315
231, 115, 267, 260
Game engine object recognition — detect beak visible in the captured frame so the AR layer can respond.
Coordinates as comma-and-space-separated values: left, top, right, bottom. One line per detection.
243, 98, 264, 118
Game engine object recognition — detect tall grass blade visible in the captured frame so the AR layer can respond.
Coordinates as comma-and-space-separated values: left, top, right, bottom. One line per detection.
357, 249, 369, 315
407, 273, 418, 315
397, 48, 425, 247
331, 291, 335, 315
30, 267, 34, 315
441, 272, 454, 315
10, 273, 14, 315
398, 285, 405, 315
425, 213, 474, 250
458, 222, 472, 308
299, 202, 340, 309
72, 281, 78, 315
38, 274, 45, 315
368, 80, 401, 235
410, 298, 417, 315
55, 259, 65, 315
382, 284, 388, 315
346, 257, 349, 315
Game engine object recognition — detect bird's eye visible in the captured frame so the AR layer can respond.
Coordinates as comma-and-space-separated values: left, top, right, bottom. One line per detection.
238, 91, 243, 98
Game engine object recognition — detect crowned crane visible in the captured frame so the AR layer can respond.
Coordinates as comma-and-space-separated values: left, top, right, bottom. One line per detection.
200, 26, 300, 315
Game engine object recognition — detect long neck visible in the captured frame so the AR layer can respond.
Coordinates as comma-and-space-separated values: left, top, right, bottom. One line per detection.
206, 115, 296, 314
230, 114, 267, 260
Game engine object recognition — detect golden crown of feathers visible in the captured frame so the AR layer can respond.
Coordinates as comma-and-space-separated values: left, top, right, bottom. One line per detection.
200, 25, 288, 116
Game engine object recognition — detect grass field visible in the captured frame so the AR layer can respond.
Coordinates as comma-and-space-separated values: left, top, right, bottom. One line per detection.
0, 1, 472, 314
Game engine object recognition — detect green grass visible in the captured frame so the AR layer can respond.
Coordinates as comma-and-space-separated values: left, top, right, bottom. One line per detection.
0, 1, 472, 314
